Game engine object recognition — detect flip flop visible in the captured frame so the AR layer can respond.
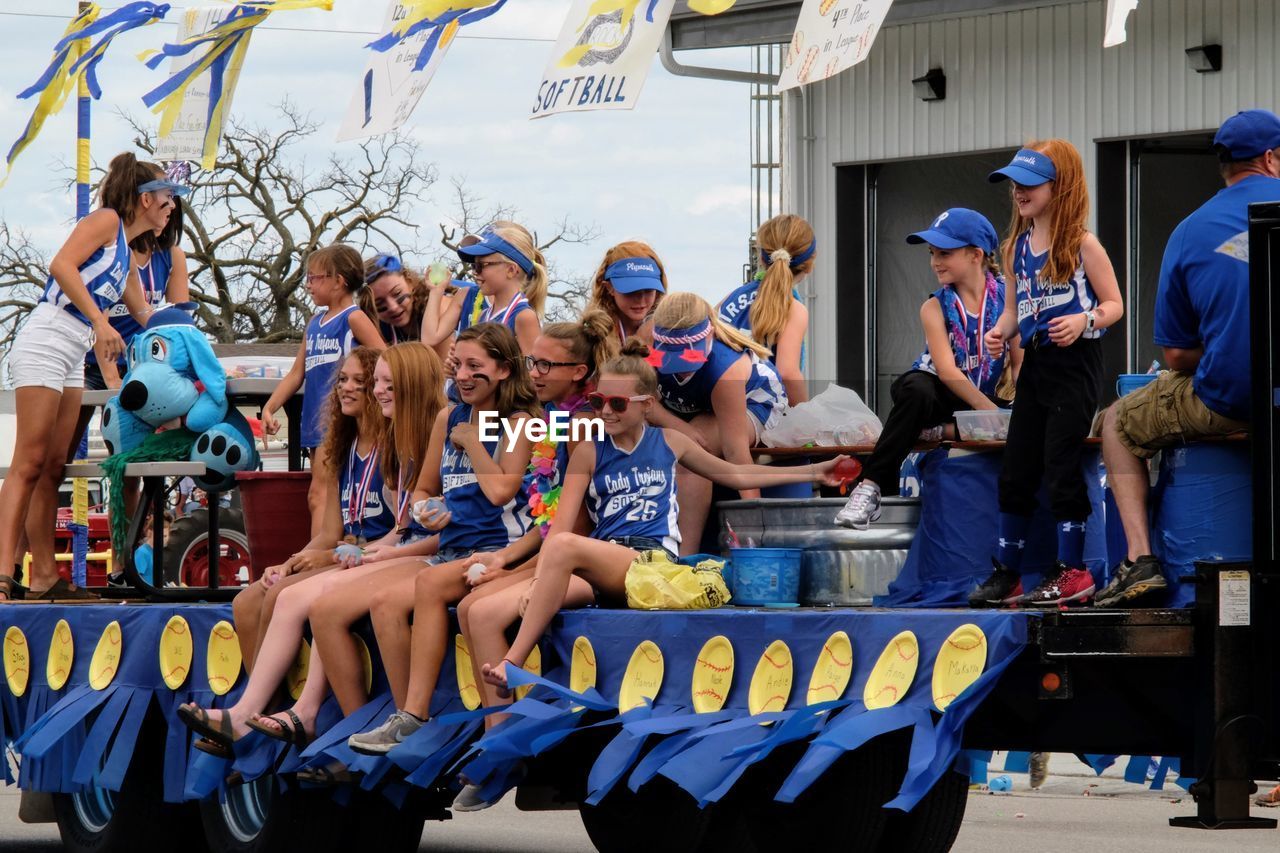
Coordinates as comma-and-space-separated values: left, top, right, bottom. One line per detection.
32, 578, 98, 601
246, 710, 312, 748
296, 761, 356, 786
194, 737, 233, 760
178, 703, 236, 748
0, 574, 26, 602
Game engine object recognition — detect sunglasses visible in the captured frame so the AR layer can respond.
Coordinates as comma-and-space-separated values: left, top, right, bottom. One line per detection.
587, 392, 651, 413
524, 356, 583, 375
470, 258, 512, 273
366, 253, 403, 283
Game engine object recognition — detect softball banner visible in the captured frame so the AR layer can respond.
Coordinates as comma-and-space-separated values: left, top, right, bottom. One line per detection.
532, 0, 675, 119
777, 0, 896, 92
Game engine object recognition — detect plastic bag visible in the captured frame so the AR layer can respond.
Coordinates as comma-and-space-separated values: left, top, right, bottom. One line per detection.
760, 384, 882, 447
625, 551, 732, 610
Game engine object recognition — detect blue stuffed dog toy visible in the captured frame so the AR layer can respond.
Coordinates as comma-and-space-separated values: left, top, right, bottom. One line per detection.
101, 305, 259, 491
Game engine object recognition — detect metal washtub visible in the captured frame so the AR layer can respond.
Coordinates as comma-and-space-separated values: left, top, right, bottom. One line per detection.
715, 498, 919, 606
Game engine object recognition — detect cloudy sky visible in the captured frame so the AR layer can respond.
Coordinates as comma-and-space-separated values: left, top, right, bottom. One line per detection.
0, 0, 758, 310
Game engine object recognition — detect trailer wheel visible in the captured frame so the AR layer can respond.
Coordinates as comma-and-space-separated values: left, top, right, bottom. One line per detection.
52, 717, 206, 853
163, 508, 252, 587
877, 767, 969, 853
198, 773, 337, 853
578, 778, 712, 853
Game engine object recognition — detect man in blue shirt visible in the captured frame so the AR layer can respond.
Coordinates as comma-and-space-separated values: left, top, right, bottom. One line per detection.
1097, 109, 1280, 608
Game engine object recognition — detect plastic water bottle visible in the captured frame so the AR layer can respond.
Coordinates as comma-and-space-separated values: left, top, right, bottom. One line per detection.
989, 775, 1012, 792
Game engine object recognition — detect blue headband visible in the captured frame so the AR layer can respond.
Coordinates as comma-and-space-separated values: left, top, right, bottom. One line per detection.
366, 253, 403, 283
761, 238, 817, 268
137, 179, 190, 197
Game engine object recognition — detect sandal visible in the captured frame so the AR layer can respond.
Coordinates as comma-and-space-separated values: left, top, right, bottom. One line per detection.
0, 574, 27, 602
296, 761, 356, 786
1256, 784, 1280, 807
178, 703, 237, 748
246, 710, 313, 748
31, 578, 98, 601
194, 737, 233, 760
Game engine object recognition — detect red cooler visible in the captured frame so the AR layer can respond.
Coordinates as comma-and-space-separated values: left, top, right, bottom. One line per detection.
235, 471, 311, 576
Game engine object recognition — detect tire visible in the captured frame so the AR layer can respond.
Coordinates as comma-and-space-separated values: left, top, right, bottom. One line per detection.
579, 777, 713, 853
877, 767, 969, 853
163, 508, 252, 587
52, 715, 206, 853
198, 773, 339, 853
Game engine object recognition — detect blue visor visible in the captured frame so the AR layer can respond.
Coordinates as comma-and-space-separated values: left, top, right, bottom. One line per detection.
988, 148, 1057, 186
605, 257, 665, 294
650, 319, 713, 374
137, 179, 191, 197
457, 227, 534, 276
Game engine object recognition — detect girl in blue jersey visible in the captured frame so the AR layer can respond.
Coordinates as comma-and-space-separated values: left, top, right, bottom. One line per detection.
718, 213, 813, 405
362, 253, 427, 347
585, 240, 668, 346
971, 140, 1124, 608
481, 340, 847, 696
179, 344, 445, 752
344, 323, 540, 750
262, 244, 386, 534
453, 221, 547, 354
0, 153, 172, 600
646, 291, 788, 553
230, 347, 389, 668
836, 208, 1014, 530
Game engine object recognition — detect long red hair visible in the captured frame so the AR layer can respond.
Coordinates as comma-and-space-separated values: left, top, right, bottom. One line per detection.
1000, 139, 1088, 284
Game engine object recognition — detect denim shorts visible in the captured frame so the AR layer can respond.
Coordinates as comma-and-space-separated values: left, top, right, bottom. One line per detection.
607, 536, 676, 561
423, 547, 476, 566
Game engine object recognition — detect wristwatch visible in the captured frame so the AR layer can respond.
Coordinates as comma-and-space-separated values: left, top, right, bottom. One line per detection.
1084, 310, 1096, 332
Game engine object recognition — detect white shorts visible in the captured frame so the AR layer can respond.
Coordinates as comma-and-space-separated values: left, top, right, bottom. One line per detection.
748, 405, 785, 443
9, 303, 94, 391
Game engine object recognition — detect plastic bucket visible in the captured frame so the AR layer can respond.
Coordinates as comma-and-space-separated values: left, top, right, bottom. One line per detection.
235, 471, 311, 576
729, 547, 803, 606
1116, 373, 1158, 397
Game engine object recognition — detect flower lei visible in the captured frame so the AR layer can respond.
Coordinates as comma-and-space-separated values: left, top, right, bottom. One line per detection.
527, 393, 590, 537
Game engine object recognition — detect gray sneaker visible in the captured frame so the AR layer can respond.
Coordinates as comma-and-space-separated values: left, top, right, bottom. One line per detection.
347, 710, 424, 755
1094, 555, 1167, 608
452, 783, 499, 813
834, 481, 881, 530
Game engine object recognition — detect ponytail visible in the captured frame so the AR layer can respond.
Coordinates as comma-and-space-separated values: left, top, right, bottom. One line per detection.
99, 152, 162, 226
542, 306, 619, 383
492, 221, 548, 318
751, 214, 815, 348
600, 338, 659, 398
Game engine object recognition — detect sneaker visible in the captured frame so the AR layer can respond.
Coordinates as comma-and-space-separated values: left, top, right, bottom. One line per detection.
968, 560, 1023, 608
452, 783, 499, 813
1094, 555, 1167, 608
1020, 563, 1095, 607
347, 710, 424, 755
1029, 752, 1049, 789
835, 481, 881, 530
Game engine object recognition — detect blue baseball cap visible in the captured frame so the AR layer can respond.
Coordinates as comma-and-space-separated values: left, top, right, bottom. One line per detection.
1214, 109, 1280, 160
906, 208, 999, 255
650, 318, 713, 374
146, 302, 198, 328
604, 257, 665, 294
457, 226, 534, 276
988, 147, 1057, 186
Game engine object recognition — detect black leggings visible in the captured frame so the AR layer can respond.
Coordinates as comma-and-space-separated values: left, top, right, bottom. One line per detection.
997, 339, 1102, 520
864, 370, 967, 488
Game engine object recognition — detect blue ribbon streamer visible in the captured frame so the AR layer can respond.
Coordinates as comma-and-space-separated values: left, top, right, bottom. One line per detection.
366, 2, 509, 71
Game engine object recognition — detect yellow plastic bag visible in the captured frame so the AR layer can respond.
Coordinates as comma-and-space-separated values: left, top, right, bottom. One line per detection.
625, 551, 732, 610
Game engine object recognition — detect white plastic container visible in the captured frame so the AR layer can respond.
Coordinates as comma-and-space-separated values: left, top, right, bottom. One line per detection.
955, 409, 1012, 441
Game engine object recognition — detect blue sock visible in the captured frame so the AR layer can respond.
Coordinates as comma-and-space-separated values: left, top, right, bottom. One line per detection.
996, 514, 1031, 571
1057, 521, 1087, 567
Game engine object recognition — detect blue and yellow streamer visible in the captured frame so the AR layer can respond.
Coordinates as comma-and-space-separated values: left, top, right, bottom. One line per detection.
367, 1, 508, 72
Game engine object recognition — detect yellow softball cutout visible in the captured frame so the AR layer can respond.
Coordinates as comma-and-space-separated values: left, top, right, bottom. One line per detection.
158, 616, 192, 690
354, 635, 374, 694
806, 631, 854, 705
932, 624, 988, 712
748, 640, 793, 715
619, 640, 664, 713
691, 635, 734, 714
206, 620, 242, 696
570, 636, 598, 695
515, 645, 541, 702
47, 619, 75, 691
88, 621, 123, 691
863, 630, 919, 710
454, 635, 481, 711
285, 639, 310, 701
4, 626, 30, 697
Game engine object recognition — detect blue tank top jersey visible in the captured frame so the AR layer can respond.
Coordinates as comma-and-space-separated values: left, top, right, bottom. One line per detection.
300, 304, 359, 448
437, 404, 529, 552
87, 247, 174, 367
337, 443, 396, 542
480, 291, 532, 332
1014, 230, 1102, 347
39, 218, 130, 326
910, 279, 1007, 397
717, 280, 806, 367
454, 285, 487, 335
657, 339, 787, 427
379, 319, 417, 345
547, 401, 594, 488
586, 426, 680, 554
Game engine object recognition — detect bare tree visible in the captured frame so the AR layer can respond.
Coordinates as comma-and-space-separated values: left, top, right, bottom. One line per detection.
0, 224, 47, 351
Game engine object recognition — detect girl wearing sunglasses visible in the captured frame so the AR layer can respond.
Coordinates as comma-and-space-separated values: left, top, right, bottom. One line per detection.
339, 323, 538, 754
479, 340, 846, 699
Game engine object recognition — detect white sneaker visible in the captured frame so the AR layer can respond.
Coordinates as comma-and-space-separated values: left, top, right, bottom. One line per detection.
451, 783, 499, 812
347, 710, 423, 755
834, 481, 881, 530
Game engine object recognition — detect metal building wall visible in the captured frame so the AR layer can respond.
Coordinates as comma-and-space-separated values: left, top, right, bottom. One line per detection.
788, 0, 1280, 387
